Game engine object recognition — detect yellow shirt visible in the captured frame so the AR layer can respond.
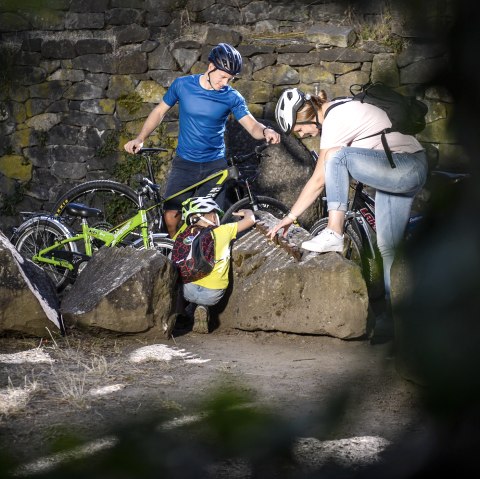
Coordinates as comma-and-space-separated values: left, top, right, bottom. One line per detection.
193, 223, 238, 290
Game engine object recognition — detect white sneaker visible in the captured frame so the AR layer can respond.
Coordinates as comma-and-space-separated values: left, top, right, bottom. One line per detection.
301, 228, 344, 253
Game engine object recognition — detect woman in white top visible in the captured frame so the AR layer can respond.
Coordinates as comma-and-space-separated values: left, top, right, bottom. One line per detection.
269, 88, 428, 336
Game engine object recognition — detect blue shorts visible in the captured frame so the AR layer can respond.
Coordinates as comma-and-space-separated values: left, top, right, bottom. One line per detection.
163, 156, 228, 210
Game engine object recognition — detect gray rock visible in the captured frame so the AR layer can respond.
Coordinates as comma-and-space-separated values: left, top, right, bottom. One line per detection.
0, 231, 63, 337
225, 119, 322, 230
61, 247, 177, 336
219, 213, 369, 339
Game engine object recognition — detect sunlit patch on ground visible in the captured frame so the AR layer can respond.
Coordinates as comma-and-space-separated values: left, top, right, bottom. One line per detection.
13, 436, 118, 476
128, 344, 211, 364
88, 384, 126, 397
293, 436, 391, 470
0, 348, 54, 364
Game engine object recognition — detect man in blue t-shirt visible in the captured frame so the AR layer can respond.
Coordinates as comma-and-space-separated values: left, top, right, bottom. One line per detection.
124, 43, 281, 237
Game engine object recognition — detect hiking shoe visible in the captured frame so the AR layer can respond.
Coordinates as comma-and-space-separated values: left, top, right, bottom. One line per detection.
301, 228, 344, 253
193, 305, 209, 334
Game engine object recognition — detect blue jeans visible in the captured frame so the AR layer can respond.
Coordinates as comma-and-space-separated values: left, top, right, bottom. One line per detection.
325, 147, 428, 298
183, 282, 226, 307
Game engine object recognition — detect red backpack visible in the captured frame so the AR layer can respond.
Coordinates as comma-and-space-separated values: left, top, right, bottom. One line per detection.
171, 225, 216, 283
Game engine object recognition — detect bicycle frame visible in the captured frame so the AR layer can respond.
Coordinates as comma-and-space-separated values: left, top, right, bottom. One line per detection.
138, 153, 239, 234
32, 208, 150, 270
30, 164, 240, 272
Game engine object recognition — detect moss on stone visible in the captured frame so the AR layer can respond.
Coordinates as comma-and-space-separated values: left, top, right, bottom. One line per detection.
0, 155, 32, 181
117, 92, 144, 115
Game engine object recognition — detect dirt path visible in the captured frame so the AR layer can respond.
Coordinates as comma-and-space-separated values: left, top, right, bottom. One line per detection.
0, 328, 426, 476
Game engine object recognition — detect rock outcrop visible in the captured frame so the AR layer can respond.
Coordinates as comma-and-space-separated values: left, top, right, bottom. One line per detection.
1, 214, 370, 340
0, 231, 63, 337
60, 246, 177, 337
219, 212, 369, 339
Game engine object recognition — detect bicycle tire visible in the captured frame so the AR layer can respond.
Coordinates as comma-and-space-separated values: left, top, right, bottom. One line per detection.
132, 234, 174, 259
309, 218, 384, 298
14, 217, 77, 291
52, 180, 140, 233
221, 196, 289, 223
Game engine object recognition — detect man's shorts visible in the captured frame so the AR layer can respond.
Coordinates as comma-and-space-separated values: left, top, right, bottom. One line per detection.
163, 156, 228, 210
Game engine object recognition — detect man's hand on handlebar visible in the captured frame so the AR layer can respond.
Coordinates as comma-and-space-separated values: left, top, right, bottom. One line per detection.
124, 139, 144, 154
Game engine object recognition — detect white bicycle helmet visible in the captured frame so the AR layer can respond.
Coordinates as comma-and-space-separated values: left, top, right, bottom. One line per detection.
181, 197, 224, 226
208, 43, 242, 76
275, 88, 307, 134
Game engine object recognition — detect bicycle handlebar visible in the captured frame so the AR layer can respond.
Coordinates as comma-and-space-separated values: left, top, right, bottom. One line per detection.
137, 147, 168, 154
230, 141, 270, 164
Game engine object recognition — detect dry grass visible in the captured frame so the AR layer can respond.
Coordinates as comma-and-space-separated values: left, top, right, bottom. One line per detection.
0, 375, 40, 417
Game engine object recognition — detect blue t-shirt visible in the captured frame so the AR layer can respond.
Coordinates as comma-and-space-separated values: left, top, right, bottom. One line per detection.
163, 74, 250, 163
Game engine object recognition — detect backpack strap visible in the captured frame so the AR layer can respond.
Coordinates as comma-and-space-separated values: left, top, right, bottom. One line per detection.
324, 97, 397, 169
355, 128, 396, 169
323, 97, 352, 119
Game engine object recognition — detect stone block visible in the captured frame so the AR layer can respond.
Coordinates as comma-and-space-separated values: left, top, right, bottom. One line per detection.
61, 247, 177, 336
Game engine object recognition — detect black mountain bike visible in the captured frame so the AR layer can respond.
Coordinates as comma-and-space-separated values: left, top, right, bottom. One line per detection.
309, 169, 471, 298
51, 143, 289, 234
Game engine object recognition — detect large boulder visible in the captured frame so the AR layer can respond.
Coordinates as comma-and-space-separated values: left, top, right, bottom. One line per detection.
0, 231, 63, 337
225, 118, 322, 229
218, 212, 369, 339
61, 246, 177, 336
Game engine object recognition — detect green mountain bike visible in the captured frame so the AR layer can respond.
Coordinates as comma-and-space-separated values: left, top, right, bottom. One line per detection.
12, 144, 288, 291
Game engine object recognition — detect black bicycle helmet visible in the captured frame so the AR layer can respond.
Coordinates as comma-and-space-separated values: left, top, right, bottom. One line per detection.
275, 88, 307, 135
207, 43, 242, 76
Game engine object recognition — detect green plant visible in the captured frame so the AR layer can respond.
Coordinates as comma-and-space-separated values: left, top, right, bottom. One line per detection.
346, 7, 406, 53
113, 124, 175, 186
97, 130, 120, 158
117, 92, 143, 115
0, 182, 28, 216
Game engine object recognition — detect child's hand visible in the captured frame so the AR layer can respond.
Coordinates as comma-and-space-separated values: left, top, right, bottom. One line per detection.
232, 209, 253, 218
233, 209, 256, 233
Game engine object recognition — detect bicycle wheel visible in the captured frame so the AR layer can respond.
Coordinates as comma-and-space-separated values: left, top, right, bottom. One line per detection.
14, 217, 77, 291
309, 218, 384, 298
221, 196, 289, 223
132, 234, 174, 259
52, 180, 140, 233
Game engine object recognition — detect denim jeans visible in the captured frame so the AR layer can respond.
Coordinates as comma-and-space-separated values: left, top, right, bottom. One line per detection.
325, 147, 428, 298
183, 282, 226, 307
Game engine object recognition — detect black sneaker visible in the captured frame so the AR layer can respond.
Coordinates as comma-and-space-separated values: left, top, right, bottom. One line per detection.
193, 305, 209, 334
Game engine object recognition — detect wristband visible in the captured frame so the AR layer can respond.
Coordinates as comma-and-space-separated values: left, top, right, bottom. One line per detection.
287, 212, 297, 221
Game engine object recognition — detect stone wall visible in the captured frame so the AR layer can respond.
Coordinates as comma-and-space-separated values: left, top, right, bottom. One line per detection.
0, 0, 462, 234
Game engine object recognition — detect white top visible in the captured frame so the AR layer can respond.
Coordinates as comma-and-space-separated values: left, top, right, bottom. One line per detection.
320, 100, 423, 154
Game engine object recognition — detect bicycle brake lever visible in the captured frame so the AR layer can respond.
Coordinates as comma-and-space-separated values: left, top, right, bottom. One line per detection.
254, 142, 269, 154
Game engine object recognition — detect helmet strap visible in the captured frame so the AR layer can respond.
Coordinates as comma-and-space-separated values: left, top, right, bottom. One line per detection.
198, 215, 218, 227
206, 68, 219, 91
305, 94, 322, 130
